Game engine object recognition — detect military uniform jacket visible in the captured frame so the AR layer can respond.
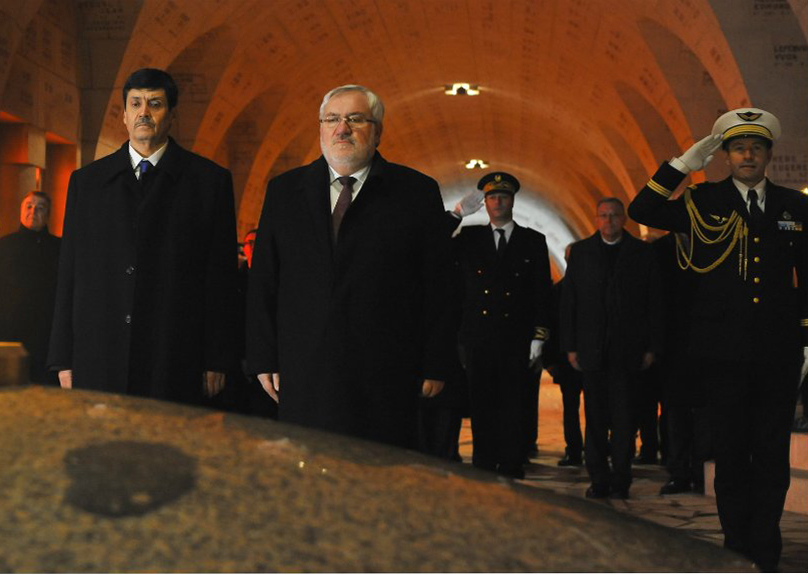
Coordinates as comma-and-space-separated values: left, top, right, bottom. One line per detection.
48, 138, 239, 401
628, 162, 808, 362
452, 223, 552, 347
245, 153, 454, 447
560, 232, 664, 372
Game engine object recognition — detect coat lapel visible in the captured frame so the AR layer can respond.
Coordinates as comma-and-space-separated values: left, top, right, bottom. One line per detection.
300, 156, 334, 255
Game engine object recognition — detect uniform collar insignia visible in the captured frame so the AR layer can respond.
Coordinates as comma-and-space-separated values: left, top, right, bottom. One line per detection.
783, 211, 792, 220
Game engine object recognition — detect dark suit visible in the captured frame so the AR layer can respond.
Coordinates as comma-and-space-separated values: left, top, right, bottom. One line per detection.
452, 222, 552, 475
0, 225, 60, 383
48, 138, 239, 404
561, 232, 663, 492
246, 153, 453, 449
629, 163, 807, 569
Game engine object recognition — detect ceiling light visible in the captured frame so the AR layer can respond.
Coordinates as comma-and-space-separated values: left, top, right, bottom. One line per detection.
465, 159, 488, 169
445, 83, 480, 96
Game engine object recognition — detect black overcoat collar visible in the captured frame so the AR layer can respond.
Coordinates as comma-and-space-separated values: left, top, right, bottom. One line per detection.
96, 137, 186, 185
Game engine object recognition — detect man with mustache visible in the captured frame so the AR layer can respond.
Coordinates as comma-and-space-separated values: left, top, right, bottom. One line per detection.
48, 68, 238, 404
628, 108, 806, 572
246, 85, 453, 448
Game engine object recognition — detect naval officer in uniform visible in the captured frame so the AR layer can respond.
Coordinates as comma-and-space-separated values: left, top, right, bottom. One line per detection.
628, 108, 807, 571
450, 172, 553, 478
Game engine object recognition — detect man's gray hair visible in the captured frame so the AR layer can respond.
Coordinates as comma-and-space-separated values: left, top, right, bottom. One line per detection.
319, 85, 385, 125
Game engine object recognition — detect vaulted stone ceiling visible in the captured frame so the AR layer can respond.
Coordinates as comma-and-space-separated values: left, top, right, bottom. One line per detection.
1, 0, 806, 272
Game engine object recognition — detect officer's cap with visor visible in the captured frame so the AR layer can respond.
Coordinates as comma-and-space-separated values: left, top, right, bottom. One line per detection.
477, 172, 521, 196
712, 108, 781, 149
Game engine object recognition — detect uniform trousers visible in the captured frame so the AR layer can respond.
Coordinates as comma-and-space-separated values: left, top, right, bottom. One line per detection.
582, 359, 637, 491
702, 357, 798, 571
465, 340, 529, 476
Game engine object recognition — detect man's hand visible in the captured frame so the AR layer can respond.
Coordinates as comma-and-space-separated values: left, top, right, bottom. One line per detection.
800, 348, 808, 386
529, 340, 544, 369
421, 379, 444, 398
258, 372, 280, 402
203, 371, 225, 397
640, 352, 655, 371
675, 134, 722, 173
452, 189, 485, 218
567, 352, 581, 372
58, 369, 73, 389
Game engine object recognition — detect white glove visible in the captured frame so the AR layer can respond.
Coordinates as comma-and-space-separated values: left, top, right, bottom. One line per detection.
529, 340, 544, 368
673, 134, 722, 173
800, 347, 808, 387
453, 189, 485, 218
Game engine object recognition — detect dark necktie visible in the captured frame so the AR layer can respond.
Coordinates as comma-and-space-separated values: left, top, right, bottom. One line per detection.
748, 188, 764, 227
496, 228, 507, 259
138, 159, 151, 181
333, 176, 356, 242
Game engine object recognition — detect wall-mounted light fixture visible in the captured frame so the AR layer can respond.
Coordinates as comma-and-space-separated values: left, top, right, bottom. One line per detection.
802, 187, 808, 195
465, 159, 488, 169
445, 83, 480, 96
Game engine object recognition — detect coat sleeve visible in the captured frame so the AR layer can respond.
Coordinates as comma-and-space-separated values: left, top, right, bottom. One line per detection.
627, 162, 692, 233
47, 171, 78, 370
245, 180, 281, 375
203, 168, 239, 373
532, 234, 553, 342
418, 179, 455, 382
644, 243, 666, 358
559, 243, 579, 354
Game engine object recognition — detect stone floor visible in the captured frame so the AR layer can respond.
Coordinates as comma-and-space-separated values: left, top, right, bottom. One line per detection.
456, 374, 808, 572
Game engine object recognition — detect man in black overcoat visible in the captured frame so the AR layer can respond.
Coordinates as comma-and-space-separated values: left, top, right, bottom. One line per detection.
246, 85, 453, 449
449, 172, 553, 478
48, 68, 238, 404
0, 192, 60, 383
561, 197, 664, 499
628, 108, 806, 571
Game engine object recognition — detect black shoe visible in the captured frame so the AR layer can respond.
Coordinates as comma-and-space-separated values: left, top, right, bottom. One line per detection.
557, 454, 583, 467
585, 483, 609, 499
610, 487, 629, 499
498, 464, 525, 480
659, 478, 692, 495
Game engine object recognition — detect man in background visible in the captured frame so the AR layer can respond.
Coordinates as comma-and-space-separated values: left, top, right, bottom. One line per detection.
0, 192, 60, 383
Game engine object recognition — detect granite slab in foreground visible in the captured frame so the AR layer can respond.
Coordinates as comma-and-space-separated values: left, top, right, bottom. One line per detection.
0, 386, 753, 572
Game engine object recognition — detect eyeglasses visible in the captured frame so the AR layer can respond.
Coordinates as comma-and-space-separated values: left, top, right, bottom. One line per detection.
319, 114, 377, 128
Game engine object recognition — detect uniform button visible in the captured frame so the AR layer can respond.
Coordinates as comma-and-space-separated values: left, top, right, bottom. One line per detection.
125, 314, 132, 324
482, 310, 488, 316
514, 272, 520, 277
504, 313, 509, 318
477, 269, 483, 275
752, 297, 760, 304
753, 237, 760, 243
754, 277, 760, 283
505, 292, 511, 297
753, 256, 760, 263
484, 289, 490, 295
125, 265, 135, 275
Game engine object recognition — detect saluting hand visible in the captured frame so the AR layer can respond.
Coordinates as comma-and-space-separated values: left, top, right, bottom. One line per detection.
676, 134, 723, 173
